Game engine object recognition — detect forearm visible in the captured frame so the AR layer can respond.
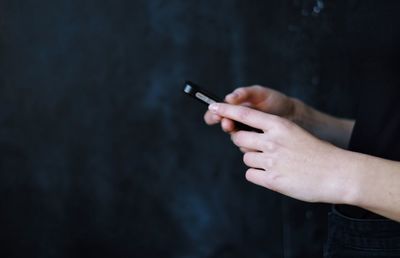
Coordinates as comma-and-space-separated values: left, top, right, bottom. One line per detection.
342, 151, 400, 222
291, 98, 355, 148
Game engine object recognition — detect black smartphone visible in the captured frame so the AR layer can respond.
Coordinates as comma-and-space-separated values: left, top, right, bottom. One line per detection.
183, 81, 262, 133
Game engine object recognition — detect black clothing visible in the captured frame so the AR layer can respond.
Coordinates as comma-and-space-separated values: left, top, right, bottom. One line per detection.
336, 0, 400, 220
336, 60, 400, 219
324, 207, 400, 258
326, 3, 400, 257
349, 63, 400, 162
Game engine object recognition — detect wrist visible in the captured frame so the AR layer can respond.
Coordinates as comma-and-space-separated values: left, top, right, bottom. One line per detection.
335, 150, 367, 206
289, 97, 355, 148
289, 97, 308, 126
289, 97, 318, 136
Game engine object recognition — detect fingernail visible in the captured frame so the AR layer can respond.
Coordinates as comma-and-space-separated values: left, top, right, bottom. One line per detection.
227, 93, 239, 99
209, 103, 219, 113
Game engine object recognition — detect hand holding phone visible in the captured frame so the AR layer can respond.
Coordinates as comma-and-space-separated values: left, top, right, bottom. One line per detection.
183, 81, 263, 133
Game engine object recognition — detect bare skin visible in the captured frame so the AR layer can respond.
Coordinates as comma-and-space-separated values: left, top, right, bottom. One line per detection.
204, 86, 355, 149
204, 85, 400, 222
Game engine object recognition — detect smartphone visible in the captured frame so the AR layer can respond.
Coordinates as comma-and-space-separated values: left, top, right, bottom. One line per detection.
183, 81, 262, 133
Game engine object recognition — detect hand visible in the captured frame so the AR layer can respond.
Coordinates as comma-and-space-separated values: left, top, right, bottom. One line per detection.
208, 103, 356, 204
204, 85, 296, 133
204, 85, 355, 150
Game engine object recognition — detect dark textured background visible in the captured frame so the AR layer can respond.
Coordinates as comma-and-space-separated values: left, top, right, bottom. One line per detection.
0, 0, 398, 257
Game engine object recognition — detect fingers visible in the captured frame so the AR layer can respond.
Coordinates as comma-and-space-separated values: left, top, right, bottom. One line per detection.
225, 91, 242, 104
209, 103, 276, 131
239, 147, 257, 153
225, 86, 268, 105
204, 111, 238, 134
204, 110, 222, 125
231, 131, 264, 151
245, 168, 280, 192
243, 152, 266, 169
245, 168, 268, 187
221, 118, 235, 133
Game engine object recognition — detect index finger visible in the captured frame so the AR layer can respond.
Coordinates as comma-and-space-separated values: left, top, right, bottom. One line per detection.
208, 103, 275, 131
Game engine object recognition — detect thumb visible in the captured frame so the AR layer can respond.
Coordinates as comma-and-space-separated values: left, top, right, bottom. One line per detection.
225, 85, 269, 105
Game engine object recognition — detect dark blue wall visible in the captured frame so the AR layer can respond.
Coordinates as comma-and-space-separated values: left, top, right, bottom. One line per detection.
1, 1, 397, 257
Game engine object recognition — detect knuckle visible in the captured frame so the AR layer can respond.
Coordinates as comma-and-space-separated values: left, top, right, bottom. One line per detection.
263, 141, 276, 152
248, 85, 265, 93
217, 104, 225, 114
273, 116, 293, 131
234, 87, 245, 93
263, 172, 282, 190
249, 138, 257, 148
232, 132, 244, 146
281, 119, 294, 129
235, 131, 249, 146
237, 108, 251, 121
264, 157, 275, 168
231, 132, 239, 144
270, 114, 283, 123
